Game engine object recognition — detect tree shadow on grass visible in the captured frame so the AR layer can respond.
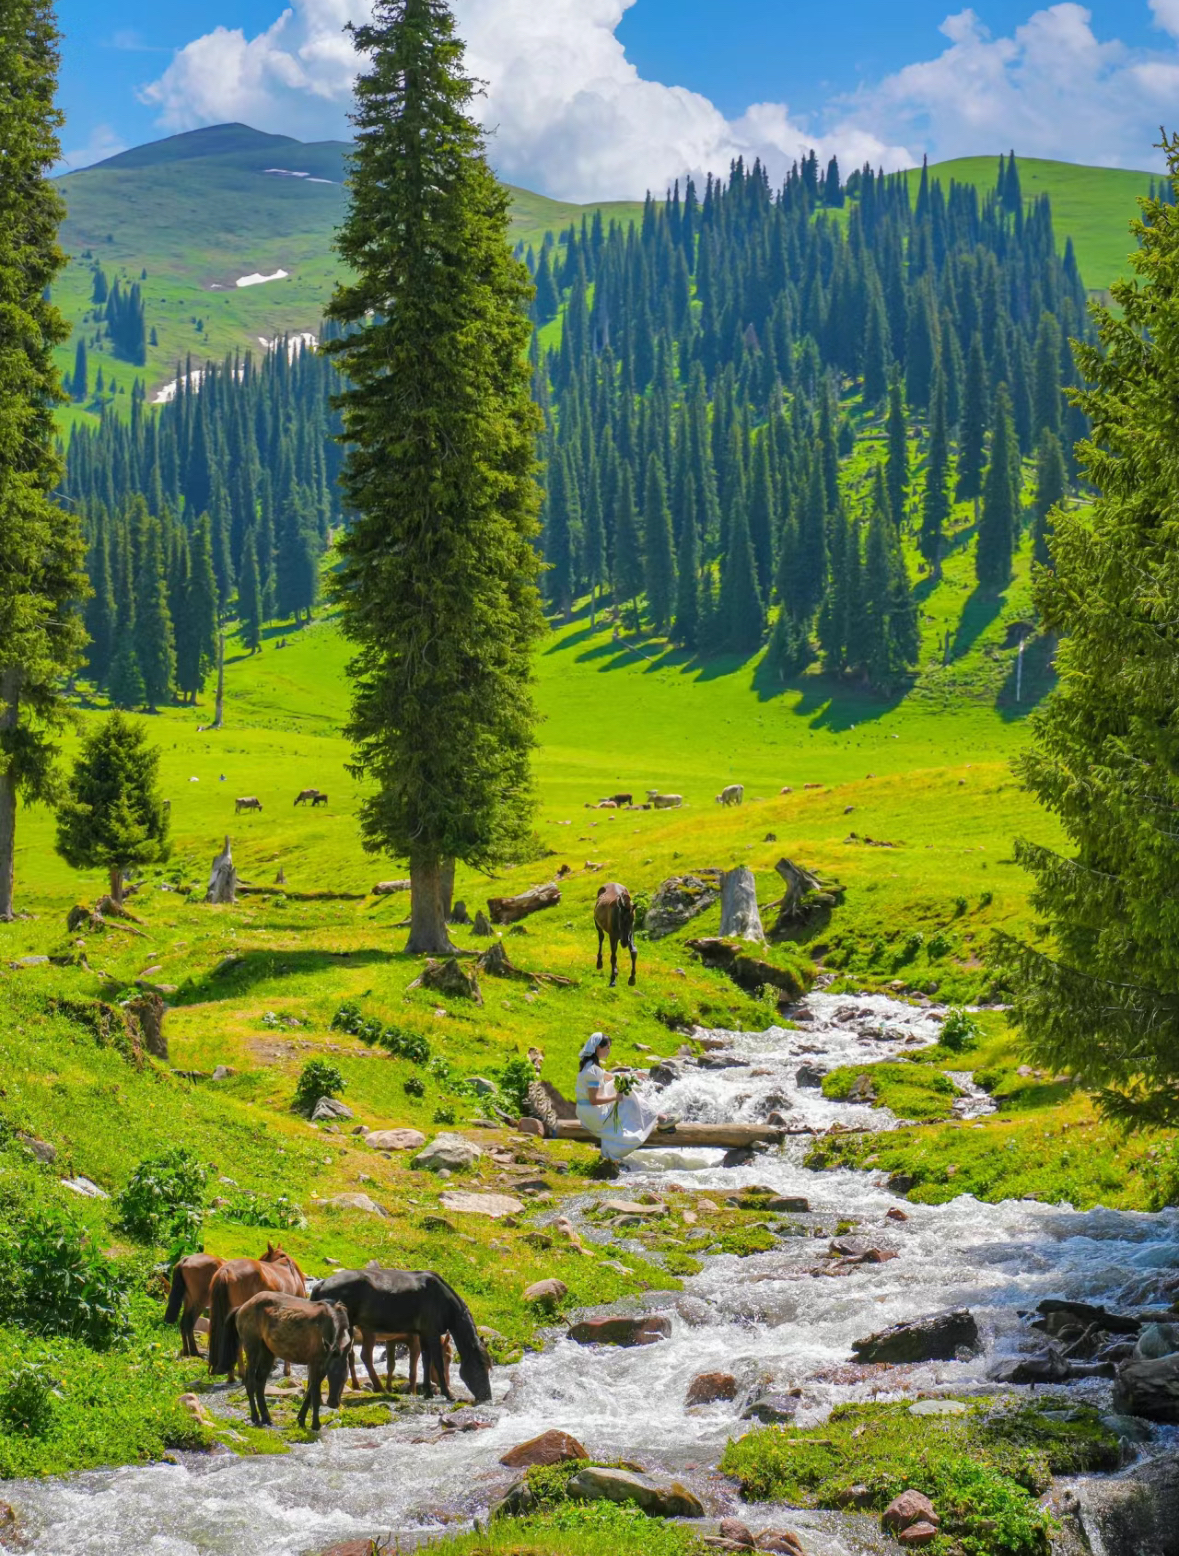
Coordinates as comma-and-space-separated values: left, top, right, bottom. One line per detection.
996, 632, 1058, 722
952, 583, 1007, 659
175, 947, 396, 1007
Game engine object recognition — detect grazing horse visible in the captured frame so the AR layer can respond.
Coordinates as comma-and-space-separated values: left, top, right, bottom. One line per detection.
346, 1328, 453, 1395
222, 1291, 351, 1431
164, 1253, 225, 1357
208, 1244, 306, 1380
311, 1269, 492, 1403
293, 789, 321, 806
595, 881, 637, 988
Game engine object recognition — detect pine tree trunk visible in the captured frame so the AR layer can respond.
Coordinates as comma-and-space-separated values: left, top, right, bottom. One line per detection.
440, 857, 455, 921
109, 866, 123, 905
590, 584, 596, 629
211, 633, 225, 729
0, 672, 19, 922
405, 854, 458, 954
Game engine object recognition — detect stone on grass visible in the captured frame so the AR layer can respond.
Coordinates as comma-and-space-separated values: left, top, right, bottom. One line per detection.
523, 1278, 567, 1310
212, 1065, 234, 1081
500, 1429, 587, 1468
898, 1525, 939, 1548
61, 1176, 108, 1198
311, 1096, 354, 1122
18, 1134, 56, 1164
719, 1518, 755, 1547
566, 1466, 703, 1518
883, 1491, 939, 1533
852, 1311, 979, 1365
328, 1193, 385, 1216
514, 1117, 544, 1137
685, 1371, 738, 1406
366, 1128, 427, 1152
567, 1315, 672, 1347
909, 1399, 967, 1417
412, 1133, 483, 1172
439, 1191, 522, 1219
645, 873, 722, 939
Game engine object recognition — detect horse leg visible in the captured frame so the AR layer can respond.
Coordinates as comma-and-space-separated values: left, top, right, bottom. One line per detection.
180, 1302, 196, 1358
298, 1364, 321, 1431
628, 935, 637, 987
254, 1352, 275, 1427
348, 1341, 360, 1392
425, 1334, 451, 1401
596, 923, 604, 971
609, 932, 619, 988
409, 1336, 422, 1397
362, 1334, 383, 1393
386, 1342, 396, 1392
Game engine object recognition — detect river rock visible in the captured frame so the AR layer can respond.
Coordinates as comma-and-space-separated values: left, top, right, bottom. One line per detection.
500, 1429, 587, 1467
412, 1132, 483, 1172
991, 1350, 1071, 1385
1135, 1323, 1179, 1360
686, 1371, 738, 1406
1112, 1353, 1179, 1422
514, 1116, 545, 1136
649, 1060, 682, 1086
523, 1279, 567, 1310
439, 1191, 523, 1219
1066, 1449, 1179, 1556
566, 1466, 704, 1518
311, 1096, 354, 1122
741, 1388, 801, 1423
883, 1491, 939, 1533
366, 1128, 427, 1151
646, 874, 722, 939
1100, 1414, 1154, 1445
795, 1064, 825, 1088
898, 1524, 939, 1548
567, 1315, 672, 1347
852, 1310, 979, 1364
846, 1073, 877, 1104
491, 1480, 536, 1518
755, 1532, 805, 1554
719, 1518, 756, 1547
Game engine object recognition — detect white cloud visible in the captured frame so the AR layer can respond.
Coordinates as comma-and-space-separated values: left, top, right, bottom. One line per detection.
842, 5, 1175, 170
138, 0, 910, 201
58, 124, 127, 173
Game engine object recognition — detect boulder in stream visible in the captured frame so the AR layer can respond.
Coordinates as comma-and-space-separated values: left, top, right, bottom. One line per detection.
1112, 1353, 1179, 1422
755, 1533, 806, 1555
566, 1466, 704, 1518
852, 1310, 979, 1364
685, 1371, 738, 1406
500, 1429, 587, 1468
1135, 1323, 1179, 1360
740, 1387, 801, 1423
795, 1064, 825, 1088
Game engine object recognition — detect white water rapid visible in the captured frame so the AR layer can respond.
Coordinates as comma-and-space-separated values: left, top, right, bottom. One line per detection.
11, 993, 1179, 1555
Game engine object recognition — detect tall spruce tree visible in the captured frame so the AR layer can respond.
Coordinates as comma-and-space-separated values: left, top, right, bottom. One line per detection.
1032, 428, 1067, 567
996, 144, 1179, 1126
581, 459, 606, 626
956, 332, 988, 508
55, 712, 170, 903
238, 529, 264, 653
0, 0, 88, 920
673, 482, 700, 648
977, 383, 1017, 585
919, 367, 951, 579
719, 499, 764, 654
71, 337, 87, 402
642, 451, 675, 632
132, 517, 175, 708
544, 448, 577, 618
612, 462, 645, 629
885, 377, 909, 528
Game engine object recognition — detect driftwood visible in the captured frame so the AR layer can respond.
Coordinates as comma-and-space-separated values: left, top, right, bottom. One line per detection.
206, 837, 237, 905
236, 886, 367, 902
476, 941, 576, 987
373, 880, 412, 896
719, 867, 765, 942
487, 882, 561, 925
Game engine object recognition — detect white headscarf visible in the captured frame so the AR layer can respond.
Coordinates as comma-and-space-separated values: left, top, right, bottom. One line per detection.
579, 1032, 608, 1062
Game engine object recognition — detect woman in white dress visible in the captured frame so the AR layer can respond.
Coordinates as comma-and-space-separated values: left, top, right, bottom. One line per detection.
574, 1033, 674, 1161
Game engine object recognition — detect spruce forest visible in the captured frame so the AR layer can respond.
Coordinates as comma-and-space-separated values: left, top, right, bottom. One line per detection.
59, 151, 1088, 706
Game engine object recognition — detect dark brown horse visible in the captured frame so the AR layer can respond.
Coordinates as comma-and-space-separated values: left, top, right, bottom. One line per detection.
208, 1244, 306, 1380
347, 1328, 453, 1394
222, 1291, 351, 1431
595, 882, 637, 987
164, 1253, 225, 1357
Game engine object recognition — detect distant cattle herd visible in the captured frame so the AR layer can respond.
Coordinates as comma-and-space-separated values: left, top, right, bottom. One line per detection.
234, 789, 329, 814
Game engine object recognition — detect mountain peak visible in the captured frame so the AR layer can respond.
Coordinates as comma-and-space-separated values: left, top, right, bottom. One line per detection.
84, 124, 304, 174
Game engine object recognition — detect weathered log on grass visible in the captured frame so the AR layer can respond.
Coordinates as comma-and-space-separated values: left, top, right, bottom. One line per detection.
553, 1120, 786, 1150
206, 838, 237, 905
487, 882, 561, 925
373, 880, 412, 896
236, 886, 367, 902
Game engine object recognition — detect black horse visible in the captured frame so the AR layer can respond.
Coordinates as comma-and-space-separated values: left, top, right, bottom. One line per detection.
595, 881, 637, 987
310, 1268, 492, 1403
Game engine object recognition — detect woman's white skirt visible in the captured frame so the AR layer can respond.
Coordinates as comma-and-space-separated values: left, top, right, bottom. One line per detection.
576, 1095, 660, 1161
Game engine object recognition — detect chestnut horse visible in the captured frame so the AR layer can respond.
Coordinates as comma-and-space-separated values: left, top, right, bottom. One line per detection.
594, 881, 637, 987
222, 1291, 351, 1431
347, 1328, 453, 1395
164, 1253, 225, 1357
208, 1243, 306, 1379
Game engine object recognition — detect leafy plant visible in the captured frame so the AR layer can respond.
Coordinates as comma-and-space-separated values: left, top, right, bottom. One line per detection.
495, 1056, 536, 1116
210, 1190, 306, 1230
927, 930, 954, 959
631, 890, 651, 930
0, 1212, 130, 1350
330, 1002, 431, 1063
432, 1105, 456, 1125
0, 1362, 56, 1438
896, 931, 924, 964
293, 1059, 346, 1115
403, 1076, 426, 1098
941, 1007, 982, 1053
116, 1147, 208, 1249
978, 889, 994, 908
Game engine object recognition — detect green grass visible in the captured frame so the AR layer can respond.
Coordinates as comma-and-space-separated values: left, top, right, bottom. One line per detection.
721, 1398, 1120, 1556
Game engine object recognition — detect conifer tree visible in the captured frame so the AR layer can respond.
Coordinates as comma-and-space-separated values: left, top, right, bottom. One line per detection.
532, 247, 559, 325
673, 483, 700, 649
0, 0, 89, 920
544, 449, 576, 619
920, 367, 951, 579
581, 459, 606, 626
747, 433, 776, 601
132, 518, 175, 708
177, 515, 218, 703
107, 640, 146, 711
71, 337, 87, 402
977, 383, 1017, 585
84, 521, 117, 686
1032, 428, 1066, 566
1032, 311, 1063, 439
996, 143, 1179, 1126
885, 377, 909, 528
719, 499, 764, 654
326, 0, 545, 954
956, 332, 988, 508
55, 712, 170, 903
612, 461, 644, 629
862, 283, 890, 409
238, 529, 264, 652
643, 451, 675, 632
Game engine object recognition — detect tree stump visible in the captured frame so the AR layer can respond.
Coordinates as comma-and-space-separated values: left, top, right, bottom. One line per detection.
450, 899, 472, 926
206, 837, 237, 905
719, 866, 765, 942
473, 910, 494, 936
409, 957, 483, 1005
487, 882, 561, 925
126, 992, 168, 1060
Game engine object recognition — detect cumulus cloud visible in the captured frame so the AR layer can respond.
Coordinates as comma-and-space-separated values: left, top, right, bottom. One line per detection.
139, 0, 911, 201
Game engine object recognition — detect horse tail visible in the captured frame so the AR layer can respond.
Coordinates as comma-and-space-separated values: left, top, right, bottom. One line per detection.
208, 1277, 232, 1375
164, 1261, 187, 1326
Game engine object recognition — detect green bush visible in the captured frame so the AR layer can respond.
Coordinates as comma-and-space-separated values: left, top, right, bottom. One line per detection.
403, 1076, 426, 1098
941, 1008, 982, 1053
432, 1105, 456, 1125
0, 1211, 130, 1349
116, 1147, 208, 1250
293, 1059, 346, 1115
210, 1190, 305, 1230
496, 1056, 537, 1116
331, 1002, 430, 1063
631, 890, 651, 930
0, 1362, 56, 1438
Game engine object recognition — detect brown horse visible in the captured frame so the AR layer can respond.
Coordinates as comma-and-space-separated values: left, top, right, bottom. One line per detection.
164, 1253, 225, 1357
348, 1328, 453, 1395
222, 1291, 351, 1431
595, 882, 637, 987
208, 1243, 306, 1380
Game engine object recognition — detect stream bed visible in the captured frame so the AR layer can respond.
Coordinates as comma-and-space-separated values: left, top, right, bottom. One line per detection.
10, 992, 1179, 1555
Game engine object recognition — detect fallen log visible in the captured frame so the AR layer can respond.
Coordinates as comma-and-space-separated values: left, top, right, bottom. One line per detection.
552, 1120, 786, 1150
487, 881, 561, 925
235, 887, 368, 902
477, 941, 576, 987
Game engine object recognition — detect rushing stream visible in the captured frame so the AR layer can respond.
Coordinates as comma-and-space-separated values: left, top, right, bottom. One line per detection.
11, 993, 1179, 1555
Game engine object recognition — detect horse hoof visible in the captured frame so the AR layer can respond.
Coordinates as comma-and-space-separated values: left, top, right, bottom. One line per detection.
628, 976, 636, 987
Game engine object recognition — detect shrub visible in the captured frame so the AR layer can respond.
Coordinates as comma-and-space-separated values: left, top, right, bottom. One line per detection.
116, 1147, 208, 1250
495, 1056, 536, 1116
383, 1025, 431, 1064
293, 1059, 346, 1115
210, 1191, 305, 1230
432, 1105, 456, 1125
953, 895, 968, 916
0, 1211, 130, 1349
896, 931, 924, 964
978, 889, 994, 909
927, 930, 954, 959
403, 1076, 426, 1098
631, 890, 650, 930
330, 1002, 430, 1063
0, 1362, 55, 1438
941, 1008, 982, 1053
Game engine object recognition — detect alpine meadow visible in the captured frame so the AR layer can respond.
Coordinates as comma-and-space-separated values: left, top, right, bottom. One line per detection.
1, 2, 1179, 1554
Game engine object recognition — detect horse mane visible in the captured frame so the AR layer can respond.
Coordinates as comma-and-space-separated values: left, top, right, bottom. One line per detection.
429, 1272, 484, 1361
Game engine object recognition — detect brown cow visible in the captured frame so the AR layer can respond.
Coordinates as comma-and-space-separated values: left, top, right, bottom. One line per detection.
235, 797, 263, 814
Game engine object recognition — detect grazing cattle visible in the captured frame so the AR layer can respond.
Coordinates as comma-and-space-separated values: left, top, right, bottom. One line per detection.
208, 1244, 306, 1379
235, 797, 263, 814
293, 789, 321, 806
716, 784, 745, 806
222, 1291, 351, 1431
164, 1253, 225, 1358
595, 881, 637, 988
311, 1268, 492, 1403
610, 793, 633, 808
347, 1328, 453, 1394
650, 793, 683, 809
311, 793, 328, 807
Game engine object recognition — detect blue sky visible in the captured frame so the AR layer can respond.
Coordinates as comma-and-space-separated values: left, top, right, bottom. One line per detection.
53, 1, 1179, 197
